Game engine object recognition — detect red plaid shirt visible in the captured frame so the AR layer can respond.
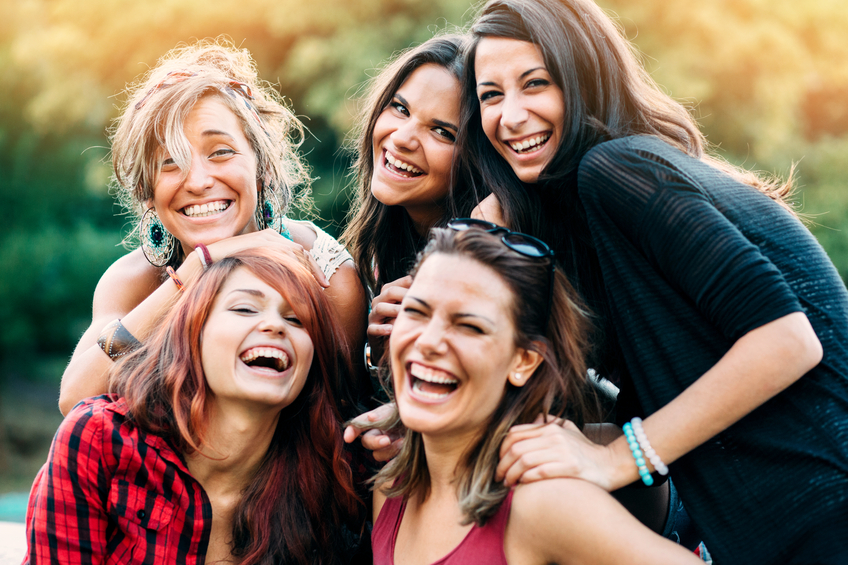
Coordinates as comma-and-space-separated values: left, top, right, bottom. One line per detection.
24, 395, 212, 564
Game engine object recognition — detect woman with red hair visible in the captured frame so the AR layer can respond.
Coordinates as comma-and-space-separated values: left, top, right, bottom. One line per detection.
25, 248, 368, 564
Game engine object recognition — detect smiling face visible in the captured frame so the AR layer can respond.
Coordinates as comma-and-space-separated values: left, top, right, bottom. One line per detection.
371, 64, 461, 233
151, 96, 260, 256
390, 253, 538, 440
475, 38, 565, 184
201, 267, 314, 413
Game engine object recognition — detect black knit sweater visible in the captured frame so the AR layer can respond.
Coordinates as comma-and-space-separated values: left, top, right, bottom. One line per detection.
571, 136, 848, 564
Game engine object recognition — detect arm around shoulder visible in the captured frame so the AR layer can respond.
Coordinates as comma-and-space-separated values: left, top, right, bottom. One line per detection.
507, 479, 702, 565
59, 250, 165, 415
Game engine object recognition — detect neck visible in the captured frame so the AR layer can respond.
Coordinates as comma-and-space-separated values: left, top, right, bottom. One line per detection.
404, 205, 446, 238
419, 428, 480, 496
185, 400, 279, 497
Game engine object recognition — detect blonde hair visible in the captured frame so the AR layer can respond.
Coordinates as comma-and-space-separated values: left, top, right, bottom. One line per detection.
110, 39, 311, 250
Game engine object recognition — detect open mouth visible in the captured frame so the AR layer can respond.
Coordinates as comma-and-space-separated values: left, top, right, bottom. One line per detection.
508, 133, 551, 154
182, 200, 231, 218
384, 151, 424, 178
410, 362, 458, 399
240, 346, 290, 374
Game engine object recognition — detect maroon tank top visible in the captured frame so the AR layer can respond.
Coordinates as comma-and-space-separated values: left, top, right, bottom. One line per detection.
372, 490, 514, 565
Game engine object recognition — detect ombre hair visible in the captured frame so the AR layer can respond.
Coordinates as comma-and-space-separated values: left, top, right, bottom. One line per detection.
110, 248, 364, 565
341, 34, 483, 293
110, 39, 311, 266
371, 228, 597, 525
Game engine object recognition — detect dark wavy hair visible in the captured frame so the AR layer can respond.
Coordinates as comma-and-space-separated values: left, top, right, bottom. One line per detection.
341, 34, 484, 293
372, 228, 598, 525
455, 0, 795, 384
110, 249, 364, 565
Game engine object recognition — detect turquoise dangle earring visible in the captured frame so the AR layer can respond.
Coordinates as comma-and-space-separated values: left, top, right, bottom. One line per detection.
140, 207, 176, 267
255, 182, 292, 240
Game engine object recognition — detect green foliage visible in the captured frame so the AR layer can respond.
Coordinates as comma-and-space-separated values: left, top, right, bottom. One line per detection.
1, 0, 847, 383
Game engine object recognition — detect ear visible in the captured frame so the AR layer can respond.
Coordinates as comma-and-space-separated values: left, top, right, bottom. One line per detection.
507, 341, 546, 387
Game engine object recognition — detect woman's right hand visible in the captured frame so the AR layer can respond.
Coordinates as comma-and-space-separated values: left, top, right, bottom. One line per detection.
343, 403, 404, 462
205, 228, 329, 287
366, 275, 412, 357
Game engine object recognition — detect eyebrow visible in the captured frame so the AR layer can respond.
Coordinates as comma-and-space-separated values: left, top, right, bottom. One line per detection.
477, 67, 546, 88
395, 94, 458, 132
229, 288, 265, 298
407, 296, 496, 325
201, 129, 236, 140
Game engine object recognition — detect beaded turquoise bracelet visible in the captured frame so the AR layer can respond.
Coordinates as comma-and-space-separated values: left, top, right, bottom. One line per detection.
631, 417, 669, 476
623, 421, 654, 486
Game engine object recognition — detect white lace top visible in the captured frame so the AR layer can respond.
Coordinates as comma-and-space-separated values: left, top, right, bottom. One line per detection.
287, 220, 353, 281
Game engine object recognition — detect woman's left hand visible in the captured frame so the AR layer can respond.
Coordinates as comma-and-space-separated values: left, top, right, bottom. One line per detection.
497, 414, 619, 491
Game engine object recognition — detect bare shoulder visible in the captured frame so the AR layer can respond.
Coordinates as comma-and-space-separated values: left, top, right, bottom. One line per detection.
508, 480, 702, 565
470, 193, 506, 227
93, 249, 162, 317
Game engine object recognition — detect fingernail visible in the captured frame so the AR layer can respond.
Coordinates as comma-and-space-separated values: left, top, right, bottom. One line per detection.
379, 437, 391, 447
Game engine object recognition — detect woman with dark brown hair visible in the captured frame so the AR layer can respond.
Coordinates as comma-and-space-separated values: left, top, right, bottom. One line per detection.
459, 0, 848, 562
25, 248, 368, 564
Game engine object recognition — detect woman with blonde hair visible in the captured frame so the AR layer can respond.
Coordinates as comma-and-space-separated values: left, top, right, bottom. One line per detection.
59, 40, 368, 415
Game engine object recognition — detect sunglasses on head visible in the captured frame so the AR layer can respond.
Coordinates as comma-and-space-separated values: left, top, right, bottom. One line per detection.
447, 218, 556, 325
134, 72, 256, 111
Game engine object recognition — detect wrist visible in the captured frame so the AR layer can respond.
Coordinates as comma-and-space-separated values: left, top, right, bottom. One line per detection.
176, 251, 204, 285
606, 436, 641, 490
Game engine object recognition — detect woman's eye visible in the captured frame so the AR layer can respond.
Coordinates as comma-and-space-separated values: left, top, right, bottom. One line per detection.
478, 90, 502, 103
390, 101, 409, 116
402, 306, 425, 317
460, 323, 484, 334
434, 127, 456, 142
285, 316, 303, 327
211, 148, 235, 158
231, 307, 257, 314
161, 157, 176, 168
526, 78, 550, 89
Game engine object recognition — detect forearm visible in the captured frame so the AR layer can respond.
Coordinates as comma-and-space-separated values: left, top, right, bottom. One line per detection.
606, 311, 822, 489
59, 254, 203, 414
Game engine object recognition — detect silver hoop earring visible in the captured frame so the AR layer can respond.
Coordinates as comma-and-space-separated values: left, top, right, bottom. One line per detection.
140, 207, 176, 267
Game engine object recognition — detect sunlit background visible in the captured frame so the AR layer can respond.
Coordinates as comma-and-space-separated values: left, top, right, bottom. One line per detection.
1, 0, 847, 521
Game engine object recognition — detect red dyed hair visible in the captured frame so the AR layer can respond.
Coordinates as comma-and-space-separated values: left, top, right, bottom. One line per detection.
111, 248, 365, 565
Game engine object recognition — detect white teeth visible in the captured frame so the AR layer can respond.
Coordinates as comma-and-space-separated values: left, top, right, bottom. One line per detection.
412, 379, 452, 399
510, 134, 550, 153
385, 151, 423, 175
183, 201, 230, 218
240, 347, 290, 371
410, 363, 458, 385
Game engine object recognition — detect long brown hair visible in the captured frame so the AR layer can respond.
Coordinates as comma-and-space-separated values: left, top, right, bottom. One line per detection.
372, 228, 597, 525
340, 34, 482, 293
111, 249, 364, 565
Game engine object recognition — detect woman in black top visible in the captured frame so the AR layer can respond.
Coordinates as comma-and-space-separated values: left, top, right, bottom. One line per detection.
459, 0, 848, 562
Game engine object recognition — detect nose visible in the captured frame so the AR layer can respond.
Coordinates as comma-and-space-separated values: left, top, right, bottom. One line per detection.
182, 157, 214, 194
389, 120, 420, 152
500, 93, 528, 131
415, 317, 448, 358
258, 311, 286, 336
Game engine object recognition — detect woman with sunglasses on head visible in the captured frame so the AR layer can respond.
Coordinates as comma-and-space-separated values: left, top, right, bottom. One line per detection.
341, 34, 485, 403
366, 226, 702, 565
58, 40, 369, 416
26, 249, 369, 564
458, 0, 848, 562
